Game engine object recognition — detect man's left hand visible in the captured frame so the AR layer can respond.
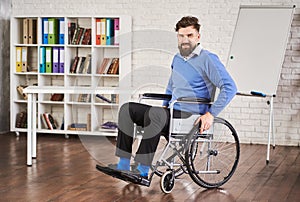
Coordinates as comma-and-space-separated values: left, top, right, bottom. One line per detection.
194, 112, 214, 134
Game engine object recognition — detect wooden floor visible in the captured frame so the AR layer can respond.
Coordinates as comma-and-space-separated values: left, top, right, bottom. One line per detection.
0, 133, 299, 202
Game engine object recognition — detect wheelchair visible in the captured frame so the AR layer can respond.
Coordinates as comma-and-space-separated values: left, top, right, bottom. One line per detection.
96, 93, 240, 194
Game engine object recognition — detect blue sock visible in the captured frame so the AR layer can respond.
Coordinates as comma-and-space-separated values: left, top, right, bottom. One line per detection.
137, 163, 150, 177
117, 157, 130, 171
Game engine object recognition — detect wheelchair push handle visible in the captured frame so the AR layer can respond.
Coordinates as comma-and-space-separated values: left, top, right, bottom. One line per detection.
140, 93, 172, 101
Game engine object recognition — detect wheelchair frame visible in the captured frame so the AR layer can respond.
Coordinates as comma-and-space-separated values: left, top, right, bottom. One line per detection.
96, 93, 240, 194
136, 93, 240, 193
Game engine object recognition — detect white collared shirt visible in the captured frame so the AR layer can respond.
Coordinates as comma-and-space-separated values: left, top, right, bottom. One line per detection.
181, 44, 203, 61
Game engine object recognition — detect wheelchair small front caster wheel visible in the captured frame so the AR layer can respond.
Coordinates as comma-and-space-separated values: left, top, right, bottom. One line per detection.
160, 170, 175, 194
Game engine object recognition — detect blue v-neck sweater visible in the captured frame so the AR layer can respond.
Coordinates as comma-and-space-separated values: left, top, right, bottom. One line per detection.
163, 49, 237, 116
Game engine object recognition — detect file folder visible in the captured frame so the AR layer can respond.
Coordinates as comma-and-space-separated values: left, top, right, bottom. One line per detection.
45, 47, 52, 73
100, 18, 106, 45
21, 47, 28, 72
106, 18, 114, 45
23, 18, 29, 44
59, 47, 65, 73
42, 18, 48, 44
48, 18, 59, 44
52, 47, 59, 73
96, 18, 101, 45
114, 18, 119, 45
39, 47, 46, 73
59, 18, 65, 44
28, 18, 37, 44
16, 47, 22, 72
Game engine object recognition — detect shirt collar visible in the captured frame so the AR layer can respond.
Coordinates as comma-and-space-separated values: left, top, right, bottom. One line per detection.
178, 43, 203, 61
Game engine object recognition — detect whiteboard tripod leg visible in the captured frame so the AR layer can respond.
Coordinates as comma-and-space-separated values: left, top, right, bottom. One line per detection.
266, 95, 275, 165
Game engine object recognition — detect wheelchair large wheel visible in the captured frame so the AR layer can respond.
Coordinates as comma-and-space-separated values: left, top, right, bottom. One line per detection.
185, 117, 240, 188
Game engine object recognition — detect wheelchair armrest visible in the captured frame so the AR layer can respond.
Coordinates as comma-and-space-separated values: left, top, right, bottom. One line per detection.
177, 97, 212, 104
140, 93, 172, 101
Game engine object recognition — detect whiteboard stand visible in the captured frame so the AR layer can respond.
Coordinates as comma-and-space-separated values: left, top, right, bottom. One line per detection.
266, 95, 276, 165
237, 93, 276, 164
228, 5, 295, 165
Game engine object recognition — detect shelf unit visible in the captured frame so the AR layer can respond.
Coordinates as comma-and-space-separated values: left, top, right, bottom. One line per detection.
10, 15, 132, 136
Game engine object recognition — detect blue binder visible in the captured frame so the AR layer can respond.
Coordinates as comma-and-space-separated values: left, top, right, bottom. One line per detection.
106, 18, 114, 45
39, 47, 46, 73
42, 18, 48, 44
59, 18, 65, 44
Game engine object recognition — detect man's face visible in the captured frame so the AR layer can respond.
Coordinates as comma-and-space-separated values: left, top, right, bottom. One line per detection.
177, 26, 200, 57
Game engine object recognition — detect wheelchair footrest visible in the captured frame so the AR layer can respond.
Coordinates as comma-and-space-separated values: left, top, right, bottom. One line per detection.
96, 164, 150, 187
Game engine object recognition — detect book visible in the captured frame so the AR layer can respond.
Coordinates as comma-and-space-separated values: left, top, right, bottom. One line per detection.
15, 111, 27, 128
68, 127, 87, 131
96, 94, 112, 103
97, 58, 119, 74
68, 123, 87, 131
107, 58, 119, 74
81, 28, 91, 45
17, 85, 28, 100
101, 121, 118, 130
43, 113, 57, 130
70, 123, 87, 128
71, 27, 85, 45
50, 93, 64, 101
68, 22, 77, 44
82, 54, 91, 74
71, 27, 80, 45
77, 56, 86, 73
87, 113, 91, 131
78, 94, 91, 102
111, 94, 119, 104
70, 56, 79, 73
97, 58, 111, 74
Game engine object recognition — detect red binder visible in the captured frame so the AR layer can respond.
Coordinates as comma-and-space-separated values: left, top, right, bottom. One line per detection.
96, 19, 101, 45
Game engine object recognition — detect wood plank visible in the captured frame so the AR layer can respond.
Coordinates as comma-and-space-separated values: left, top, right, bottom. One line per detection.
0, 133, 300, 201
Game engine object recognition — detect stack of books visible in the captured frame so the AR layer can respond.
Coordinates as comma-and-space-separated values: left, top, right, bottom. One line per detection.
68, 123, 87, 131
101, 121, 118, 131
69, 54, 91, 74
69, 25, 91, 45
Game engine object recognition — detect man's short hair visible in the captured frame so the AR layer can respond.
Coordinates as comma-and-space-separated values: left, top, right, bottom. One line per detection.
175, 16, 201, 32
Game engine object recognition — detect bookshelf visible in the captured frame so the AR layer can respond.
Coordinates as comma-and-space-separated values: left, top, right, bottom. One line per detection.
10, 15, 132, 136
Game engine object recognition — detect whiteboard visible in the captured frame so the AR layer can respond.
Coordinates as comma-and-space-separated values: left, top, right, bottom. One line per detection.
227, 6, 294, 95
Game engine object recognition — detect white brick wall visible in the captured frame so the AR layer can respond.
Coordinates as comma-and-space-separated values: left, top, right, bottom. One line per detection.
11, 0, 300, 146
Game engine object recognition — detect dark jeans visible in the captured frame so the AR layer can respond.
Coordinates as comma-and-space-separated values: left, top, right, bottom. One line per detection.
115, 102, 191, 166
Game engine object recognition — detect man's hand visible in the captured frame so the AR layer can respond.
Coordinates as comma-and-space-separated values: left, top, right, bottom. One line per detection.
194, 112, 214, 134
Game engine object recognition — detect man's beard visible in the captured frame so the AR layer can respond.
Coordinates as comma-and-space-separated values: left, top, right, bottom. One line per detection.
178, 43, 196, 57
